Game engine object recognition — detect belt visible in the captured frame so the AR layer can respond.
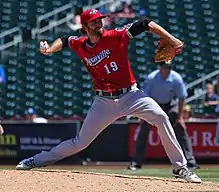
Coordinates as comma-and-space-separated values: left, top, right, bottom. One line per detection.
96, 85, 133, 97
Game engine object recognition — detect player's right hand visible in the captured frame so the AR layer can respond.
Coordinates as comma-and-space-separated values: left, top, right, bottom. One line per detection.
40, 41, 52, 55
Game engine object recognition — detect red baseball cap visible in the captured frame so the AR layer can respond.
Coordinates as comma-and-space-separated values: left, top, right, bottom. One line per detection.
80, 9, 107, 25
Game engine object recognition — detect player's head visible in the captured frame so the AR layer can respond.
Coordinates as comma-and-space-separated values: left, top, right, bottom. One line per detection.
25, 107, 37, 120
159, 60, 172, 69
159, 60, 172, 78
183, 104, 191, 119
206, 82, 214, 94
80, 9, 106, 37
139, 9, 148, 20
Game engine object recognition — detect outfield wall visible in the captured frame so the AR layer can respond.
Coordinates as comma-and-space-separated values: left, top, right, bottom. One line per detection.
0, 120, 218, 164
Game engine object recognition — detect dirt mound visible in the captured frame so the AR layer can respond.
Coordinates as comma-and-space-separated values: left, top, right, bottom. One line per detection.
0, 170, 218, 192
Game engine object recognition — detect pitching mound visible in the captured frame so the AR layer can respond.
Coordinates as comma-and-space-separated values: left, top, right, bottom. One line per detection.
0, 170, 218, 192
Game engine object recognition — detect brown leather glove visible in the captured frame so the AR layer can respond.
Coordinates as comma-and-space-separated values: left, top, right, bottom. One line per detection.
154, 39, 184, 62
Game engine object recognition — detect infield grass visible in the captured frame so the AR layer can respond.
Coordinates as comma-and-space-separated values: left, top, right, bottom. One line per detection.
1, 165, 219, 182
65, 166, 219, 182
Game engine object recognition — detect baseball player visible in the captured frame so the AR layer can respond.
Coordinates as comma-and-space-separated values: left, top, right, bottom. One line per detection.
16, 9, 201, 183
128, 61, 199, 171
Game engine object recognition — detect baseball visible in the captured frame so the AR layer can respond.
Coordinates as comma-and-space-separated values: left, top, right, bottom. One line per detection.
40, 41, 49, 49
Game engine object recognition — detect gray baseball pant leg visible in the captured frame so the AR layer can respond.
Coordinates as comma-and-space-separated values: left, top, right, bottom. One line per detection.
132, 111, 196, 167
120, 89, 187, 170
34, 96, 119, 167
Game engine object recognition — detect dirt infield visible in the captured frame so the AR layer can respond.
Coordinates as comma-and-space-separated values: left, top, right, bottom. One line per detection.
0, 170, 219, 192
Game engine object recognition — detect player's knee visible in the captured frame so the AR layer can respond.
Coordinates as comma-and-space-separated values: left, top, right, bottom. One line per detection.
71, 136, 90, 151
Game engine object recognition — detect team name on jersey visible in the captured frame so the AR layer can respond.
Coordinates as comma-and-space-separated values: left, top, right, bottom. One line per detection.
85, 49, 111, 66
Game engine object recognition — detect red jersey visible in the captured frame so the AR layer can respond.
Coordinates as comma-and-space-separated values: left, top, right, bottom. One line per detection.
68, 27, 136, 91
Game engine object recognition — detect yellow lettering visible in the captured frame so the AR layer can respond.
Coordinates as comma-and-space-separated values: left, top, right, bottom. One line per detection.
0, 149, 17, 156
0, 135, 16, 145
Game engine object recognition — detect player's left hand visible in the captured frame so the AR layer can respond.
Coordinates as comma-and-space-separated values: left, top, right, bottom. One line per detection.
154, 38, 184, 62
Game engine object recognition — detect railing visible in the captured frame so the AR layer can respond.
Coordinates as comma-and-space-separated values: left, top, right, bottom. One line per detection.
0, 0, 118, 58
32, 0, 118, 40
186, 69, 219, 89
83, 0, 117, 10
170, 70, 219, 109
0, 27, 22, 58
185, 90, 206, 103
185, 69, 219, 104
32, 2, 75, 40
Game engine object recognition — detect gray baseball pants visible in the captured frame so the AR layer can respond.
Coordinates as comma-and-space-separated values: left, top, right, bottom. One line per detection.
33, 87, 187, 170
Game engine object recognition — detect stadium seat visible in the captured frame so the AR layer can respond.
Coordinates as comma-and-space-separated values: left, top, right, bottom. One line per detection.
1, 0, 219, 118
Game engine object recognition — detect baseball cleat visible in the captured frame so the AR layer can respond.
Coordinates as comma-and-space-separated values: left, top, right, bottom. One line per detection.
16, 157, 36, 170
127, 162, 142, 171
172, 167, 202, 183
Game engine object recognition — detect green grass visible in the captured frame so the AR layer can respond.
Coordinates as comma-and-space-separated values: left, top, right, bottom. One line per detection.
1, 165, 219, 183
69, 167, 219, 182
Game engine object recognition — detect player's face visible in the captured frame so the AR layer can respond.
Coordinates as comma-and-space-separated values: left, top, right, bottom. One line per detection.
206, 83, 214, 94
25, 114, 36, 120
85, 18, 103, 36
160, 65, 171, 79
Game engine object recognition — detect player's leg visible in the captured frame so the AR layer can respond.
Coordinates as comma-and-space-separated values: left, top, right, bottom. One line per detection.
168, 111, 199, 170
121, 90, 186, 169
16, 96, 119, 169
128, 120, 150, 170
121, 89, 201, 183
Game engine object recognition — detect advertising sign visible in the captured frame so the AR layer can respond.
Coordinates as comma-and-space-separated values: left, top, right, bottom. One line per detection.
129, 122, 219, 158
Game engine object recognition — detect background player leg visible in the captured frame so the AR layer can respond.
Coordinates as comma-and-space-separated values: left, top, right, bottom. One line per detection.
17, 96, 119, 168
168, 111, 199, 170
128, 121, 150, 170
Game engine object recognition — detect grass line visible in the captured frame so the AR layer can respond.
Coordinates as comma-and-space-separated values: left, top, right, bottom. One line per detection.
1, 166, 219, 182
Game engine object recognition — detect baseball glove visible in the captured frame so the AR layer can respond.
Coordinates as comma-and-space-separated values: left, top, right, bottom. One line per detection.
154, 39, 184, 62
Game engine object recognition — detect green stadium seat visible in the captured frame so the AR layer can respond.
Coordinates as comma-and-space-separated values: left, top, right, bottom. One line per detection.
1, 0, 219, 118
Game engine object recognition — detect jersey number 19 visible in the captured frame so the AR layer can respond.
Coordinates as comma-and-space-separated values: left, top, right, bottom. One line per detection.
104, 62, 119, 74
